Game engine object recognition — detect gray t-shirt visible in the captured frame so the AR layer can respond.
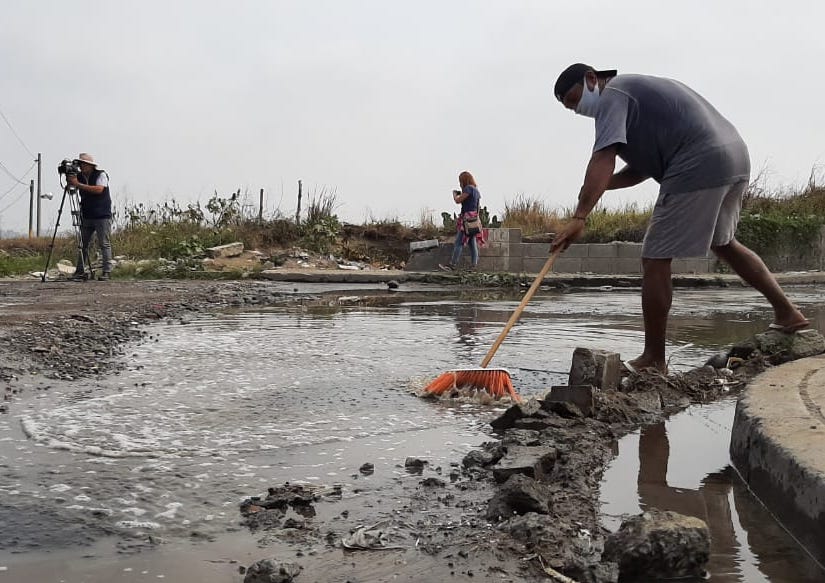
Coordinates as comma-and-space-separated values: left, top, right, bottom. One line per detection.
593, 74, 750, 193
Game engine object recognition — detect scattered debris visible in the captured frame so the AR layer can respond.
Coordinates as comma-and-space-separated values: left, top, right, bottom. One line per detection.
341, 521, 405, 551
243, 559, 302, 583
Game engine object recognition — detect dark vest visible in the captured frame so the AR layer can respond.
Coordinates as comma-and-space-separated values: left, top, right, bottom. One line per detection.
78, 169, 112, 219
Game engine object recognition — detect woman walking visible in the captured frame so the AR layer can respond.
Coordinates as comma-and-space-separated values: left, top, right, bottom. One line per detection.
440, 171, 483, 271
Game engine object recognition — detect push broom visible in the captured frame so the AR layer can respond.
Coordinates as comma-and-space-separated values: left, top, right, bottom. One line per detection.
423, 248, 563, 402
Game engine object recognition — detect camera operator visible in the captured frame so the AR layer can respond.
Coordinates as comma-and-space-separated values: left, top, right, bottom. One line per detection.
67, 153, 113, 281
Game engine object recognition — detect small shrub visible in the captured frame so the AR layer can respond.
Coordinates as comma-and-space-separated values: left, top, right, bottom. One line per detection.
736, 212, 824, 257
501, 194, 562, 235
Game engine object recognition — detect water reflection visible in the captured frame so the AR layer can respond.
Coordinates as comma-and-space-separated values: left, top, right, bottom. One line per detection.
602, 405, 825, 583
454, 305, 482, 351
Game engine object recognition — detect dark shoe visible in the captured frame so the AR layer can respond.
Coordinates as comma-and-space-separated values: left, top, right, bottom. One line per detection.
70, 271, 87, 281
98, 272, 111, 281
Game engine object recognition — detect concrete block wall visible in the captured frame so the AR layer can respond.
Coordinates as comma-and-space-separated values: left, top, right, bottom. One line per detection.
406, 228, 716, 274
756, 225, 825, 272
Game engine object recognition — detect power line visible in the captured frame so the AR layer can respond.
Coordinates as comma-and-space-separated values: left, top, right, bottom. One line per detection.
0, 181, 20, 199
0, 184, 30, 215
0, 161, 36, 199
0, 159, 35, 186
0, 106, 35, 158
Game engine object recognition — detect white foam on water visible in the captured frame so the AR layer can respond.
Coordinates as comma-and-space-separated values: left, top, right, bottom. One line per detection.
154, 502, 183, 520
116, 520, 162, 529
2, 308, 516, 546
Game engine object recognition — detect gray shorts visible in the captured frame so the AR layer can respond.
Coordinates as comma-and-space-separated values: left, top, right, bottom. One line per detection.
642, 180, 747, 259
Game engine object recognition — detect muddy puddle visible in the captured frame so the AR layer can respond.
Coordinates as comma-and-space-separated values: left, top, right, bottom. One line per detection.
1, 284, 824, 582
600, 399, 825, 582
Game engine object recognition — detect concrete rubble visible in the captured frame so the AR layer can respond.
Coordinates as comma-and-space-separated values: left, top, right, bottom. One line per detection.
602, 510, 710, 580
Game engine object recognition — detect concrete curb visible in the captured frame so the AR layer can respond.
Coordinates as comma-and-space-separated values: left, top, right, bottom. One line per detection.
730, 354, 825, 566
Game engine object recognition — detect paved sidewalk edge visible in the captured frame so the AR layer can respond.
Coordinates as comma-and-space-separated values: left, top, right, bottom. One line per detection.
730, 355, 825, 566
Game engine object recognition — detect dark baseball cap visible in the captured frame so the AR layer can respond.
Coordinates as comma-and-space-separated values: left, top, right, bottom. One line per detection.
554, 63, 618, 102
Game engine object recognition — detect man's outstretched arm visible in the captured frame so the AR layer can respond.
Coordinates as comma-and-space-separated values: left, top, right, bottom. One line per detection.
608, 165, 648, 190
551, 145, 618, 252
572, 145, 618, 218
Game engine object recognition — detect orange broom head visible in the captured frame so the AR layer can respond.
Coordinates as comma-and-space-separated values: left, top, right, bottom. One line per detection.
422, 368, 521, 402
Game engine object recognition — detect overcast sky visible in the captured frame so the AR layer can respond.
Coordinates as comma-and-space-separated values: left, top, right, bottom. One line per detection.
1, 0, 823, 235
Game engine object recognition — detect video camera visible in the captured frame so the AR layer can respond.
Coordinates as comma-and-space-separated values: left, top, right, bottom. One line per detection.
57, 158, 81, 177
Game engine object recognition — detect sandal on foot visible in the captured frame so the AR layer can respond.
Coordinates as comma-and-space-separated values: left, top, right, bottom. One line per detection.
767, 320, 810, 334
621, 360, 668, 376
620, 360, 637, 377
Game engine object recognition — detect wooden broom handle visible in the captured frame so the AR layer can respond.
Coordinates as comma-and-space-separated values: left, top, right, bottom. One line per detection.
480, 248, 562, 368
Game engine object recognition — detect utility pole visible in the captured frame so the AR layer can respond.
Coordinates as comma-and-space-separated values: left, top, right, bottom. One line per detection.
28, 179, 34, 238
259, 188, 264, 221
35, 153, 42, 236
296, 180, 302, 225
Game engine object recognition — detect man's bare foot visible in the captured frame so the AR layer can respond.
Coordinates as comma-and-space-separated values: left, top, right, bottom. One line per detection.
622, 357, 668, 376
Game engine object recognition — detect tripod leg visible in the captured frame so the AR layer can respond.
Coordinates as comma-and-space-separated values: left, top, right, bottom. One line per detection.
41, 187, 70, 283
70, 193, 93, 280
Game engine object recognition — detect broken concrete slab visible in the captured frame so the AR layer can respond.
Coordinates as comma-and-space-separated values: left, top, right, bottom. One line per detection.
603, 510, 709, 581
569, 347, 621, 390
513, 411, 565, 430
753, 328, 825, 364
206, 242, 244, 259
487, 474, 553, 519
544, 385, 595, 417
490, 445, 556, 483
462, 446, 504, 469
502, 429, 542, 447
490, 398, 542, 431
409, 239, 439, 252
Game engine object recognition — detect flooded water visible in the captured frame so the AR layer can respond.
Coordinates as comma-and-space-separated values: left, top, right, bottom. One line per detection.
600, 399, 825, 582
2, 284, 825, 582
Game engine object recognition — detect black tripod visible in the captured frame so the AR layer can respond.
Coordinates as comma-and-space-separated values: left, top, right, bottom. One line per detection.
41, 182, 93, 282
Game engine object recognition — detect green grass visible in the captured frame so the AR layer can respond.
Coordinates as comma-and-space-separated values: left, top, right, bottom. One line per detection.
576, 204, 652, 243
499, 194, 652, 242
0, 252, 48, 277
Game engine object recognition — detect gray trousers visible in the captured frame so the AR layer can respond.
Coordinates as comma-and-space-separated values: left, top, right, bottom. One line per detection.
77, 218, 113, 273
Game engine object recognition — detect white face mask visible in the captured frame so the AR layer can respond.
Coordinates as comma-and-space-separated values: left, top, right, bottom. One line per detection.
575, 75, 600, 118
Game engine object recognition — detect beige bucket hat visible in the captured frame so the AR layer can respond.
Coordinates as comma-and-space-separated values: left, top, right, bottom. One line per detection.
74, 153, 99, 167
